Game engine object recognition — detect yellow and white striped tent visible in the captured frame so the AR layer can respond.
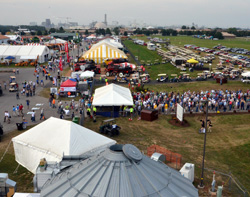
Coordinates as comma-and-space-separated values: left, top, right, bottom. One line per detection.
82, 43, 127, 64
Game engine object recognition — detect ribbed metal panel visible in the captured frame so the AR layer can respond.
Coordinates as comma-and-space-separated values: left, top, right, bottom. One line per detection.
41, 145, 198, 197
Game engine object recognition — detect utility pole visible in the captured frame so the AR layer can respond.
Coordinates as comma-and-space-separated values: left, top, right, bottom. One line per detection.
199, 100, 208, 188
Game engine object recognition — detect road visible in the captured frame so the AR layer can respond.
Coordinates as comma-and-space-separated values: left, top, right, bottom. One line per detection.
0, 68, 63, 134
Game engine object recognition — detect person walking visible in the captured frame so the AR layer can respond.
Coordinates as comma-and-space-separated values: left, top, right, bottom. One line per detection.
26, 100, 30, 109
31, 110, 36, 122
12, 106, 17, 117
52, 98, 56, 108
129, 106, 134, 121
16, 91, 20, 99
40, 108, 44, 120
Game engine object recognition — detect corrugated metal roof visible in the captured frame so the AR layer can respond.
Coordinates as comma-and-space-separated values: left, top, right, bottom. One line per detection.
40, 144, 198, 197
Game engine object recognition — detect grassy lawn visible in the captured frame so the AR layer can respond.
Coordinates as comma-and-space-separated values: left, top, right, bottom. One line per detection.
0, 129, 34, 192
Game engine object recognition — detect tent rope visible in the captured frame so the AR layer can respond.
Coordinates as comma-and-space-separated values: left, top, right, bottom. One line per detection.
13, 164, 20, 174
0, 140, 12, 163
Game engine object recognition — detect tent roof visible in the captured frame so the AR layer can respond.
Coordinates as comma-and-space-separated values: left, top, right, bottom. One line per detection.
82, 43, 127, 64
61, 79, 77, 87
45, 38, 67, 44
12, 117, 116, 173
92, 83, 133, 106
0, 45, 49, 57
80, 71, 95, 78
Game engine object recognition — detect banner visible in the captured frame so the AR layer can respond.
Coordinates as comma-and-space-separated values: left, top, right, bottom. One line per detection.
65, 42, 70, 63
59, 56, 63, 71
60, 87, 76, 92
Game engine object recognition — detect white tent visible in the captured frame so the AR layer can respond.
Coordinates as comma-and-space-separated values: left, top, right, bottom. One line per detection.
92, 83, 133, 106
95, 38, 123, 49
0, 45, 50, 63
12, 117, 116, 174
80, 71, 95, 79
241, 72, 250, 77
45, 38, 67, 44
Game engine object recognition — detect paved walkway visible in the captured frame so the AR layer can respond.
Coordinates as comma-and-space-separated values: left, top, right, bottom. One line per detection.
0, 67, 79, 134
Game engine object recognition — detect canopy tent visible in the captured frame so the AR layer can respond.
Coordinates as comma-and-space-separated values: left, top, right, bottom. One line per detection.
80, 71, 95, 79
5, 56, 15, 59
60, 79, 77, 92
242, 72, 250, 77
82, 43, 127, 64
86, 34, 96, 39
187, 58, 199, 64
61, 79, 77, 87
94, 38, 123, 49
92, 83, 133, 106
12, 117, 116, 173
45, 38, 67, 44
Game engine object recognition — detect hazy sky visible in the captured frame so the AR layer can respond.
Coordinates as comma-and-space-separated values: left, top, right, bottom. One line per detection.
1, 0, 249, 28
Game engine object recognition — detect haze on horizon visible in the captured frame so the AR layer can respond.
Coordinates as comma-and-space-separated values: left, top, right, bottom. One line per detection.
0, 0, 249, 28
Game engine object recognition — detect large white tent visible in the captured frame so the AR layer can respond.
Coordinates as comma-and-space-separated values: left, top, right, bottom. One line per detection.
12, 117, 116, 174
92, 83, 133, 106
0, 45, 50, 63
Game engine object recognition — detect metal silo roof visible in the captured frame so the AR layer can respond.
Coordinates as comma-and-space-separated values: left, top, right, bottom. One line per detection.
40, 144, 198, 197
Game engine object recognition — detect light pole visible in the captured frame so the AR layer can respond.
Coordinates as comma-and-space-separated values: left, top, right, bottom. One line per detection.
199, 100, 208, 188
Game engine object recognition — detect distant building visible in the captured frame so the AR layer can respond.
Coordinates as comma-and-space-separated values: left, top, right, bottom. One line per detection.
50, 32, 79, 41
30, 22, 37, 26
221, 32, 236, 39
94, 22, 107, 29
0, 35, 9, 44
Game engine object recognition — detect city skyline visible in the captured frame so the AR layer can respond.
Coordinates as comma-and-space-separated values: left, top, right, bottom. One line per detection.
0, 0, 249, 28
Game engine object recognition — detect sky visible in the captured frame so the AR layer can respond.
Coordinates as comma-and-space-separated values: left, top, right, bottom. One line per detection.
0, 0, 249, 28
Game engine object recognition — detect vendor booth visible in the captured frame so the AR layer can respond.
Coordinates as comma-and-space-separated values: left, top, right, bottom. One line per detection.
92, 84, 133, 117
60, 79, 77, 97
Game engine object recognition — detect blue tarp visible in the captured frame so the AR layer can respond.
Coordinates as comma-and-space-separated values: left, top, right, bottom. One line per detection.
5, 56, 15, 59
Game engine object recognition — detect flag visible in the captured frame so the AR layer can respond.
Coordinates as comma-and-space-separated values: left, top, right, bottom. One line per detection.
65, 42, 70, 63
59, 56, 63, 71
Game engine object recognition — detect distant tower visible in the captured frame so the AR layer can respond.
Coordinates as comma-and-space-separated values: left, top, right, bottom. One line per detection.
104, 14, 107, 26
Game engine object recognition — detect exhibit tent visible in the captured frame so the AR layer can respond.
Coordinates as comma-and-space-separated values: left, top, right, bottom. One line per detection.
12, 117, 116, 173
187, 58, 199, 64
0, 45, 50, 63
80, 71, 95, 79
83, 43, 127, 64
60, 79, 77, 92
92, 83, 133, 106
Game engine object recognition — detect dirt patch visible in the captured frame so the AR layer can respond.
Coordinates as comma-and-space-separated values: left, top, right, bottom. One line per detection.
168, 118, 190, 127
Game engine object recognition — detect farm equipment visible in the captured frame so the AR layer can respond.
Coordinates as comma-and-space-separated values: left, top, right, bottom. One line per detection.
99, 119, 121, 137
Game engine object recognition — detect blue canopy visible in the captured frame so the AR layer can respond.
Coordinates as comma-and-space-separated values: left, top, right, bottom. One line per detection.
5, 56, 15, 60
69, 78, 77, 82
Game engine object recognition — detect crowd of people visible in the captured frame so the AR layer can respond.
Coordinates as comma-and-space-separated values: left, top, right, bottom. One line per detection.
128, 89, 250, 116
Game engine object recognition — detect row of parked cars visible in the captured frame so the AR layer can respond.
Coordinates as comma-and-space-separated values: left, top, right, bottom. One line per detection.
213, 45, 250, 55
184, 44, 250, 63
